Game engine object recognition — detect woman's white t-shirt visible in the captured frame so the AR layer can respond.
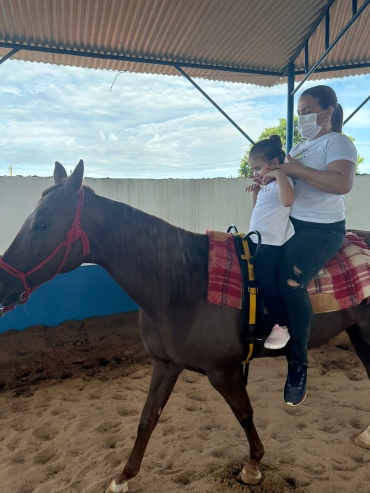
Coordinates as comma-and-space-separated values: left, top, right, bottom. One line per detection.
249, 177, 295, 246
289, 132, 357, 223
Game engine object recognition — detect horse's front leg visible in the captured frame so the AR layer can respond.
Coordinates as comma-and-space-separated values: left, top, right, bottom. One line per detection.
106, 359, 182, 493
207, 368, 264, 485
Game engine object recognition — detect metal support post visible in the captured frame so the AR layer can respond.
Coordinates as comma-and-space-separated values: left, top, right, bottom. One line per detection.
286, 64, 295, 154
175, 65, 255, 145
292, 0, 370, 95
352, 0, 357, 15
0, 47, 20, 66
343, 95, 370, 125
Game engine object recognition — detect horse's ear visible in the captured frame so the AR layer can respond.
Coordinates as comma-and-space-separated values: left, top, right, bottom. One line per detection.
54, 161, 68, 185
64, 160, 84, 196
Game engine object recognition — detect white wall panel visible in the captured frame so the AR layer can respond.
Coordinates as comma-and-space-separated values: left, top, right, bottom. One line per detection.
0, 175, 369, 254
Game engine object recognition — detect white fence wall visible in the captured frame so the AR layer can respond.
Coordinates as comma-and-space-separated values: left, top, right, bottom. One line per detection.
0, 175, 369, 254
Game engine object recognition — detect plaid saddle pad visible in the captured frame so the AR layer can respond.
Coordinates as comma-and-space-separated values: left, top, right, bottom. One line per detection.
207, 231, 370, 314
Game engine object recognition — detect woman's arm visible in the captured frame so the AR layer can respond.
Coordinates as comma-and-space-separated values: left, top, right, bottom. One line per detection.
272, 156, 356, 195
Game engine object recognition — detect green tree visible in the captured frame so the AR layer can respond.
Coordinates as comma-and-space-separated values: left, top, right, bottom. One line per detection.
239, 117, 363, 176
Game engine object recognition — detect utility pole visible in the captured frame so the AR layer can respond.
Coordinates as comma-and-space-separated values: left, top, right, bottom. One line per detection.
9, 166, 12, 176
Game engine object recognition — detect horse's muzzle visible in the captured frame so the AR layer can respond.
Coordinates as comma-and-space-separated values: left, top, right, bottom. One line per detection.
0, 290, 23, 308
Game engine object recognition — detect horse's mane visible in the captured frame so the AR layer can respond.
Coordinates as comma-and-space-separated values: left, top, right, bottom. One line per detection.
41, 183, 96, 198
100, 191, 209, 307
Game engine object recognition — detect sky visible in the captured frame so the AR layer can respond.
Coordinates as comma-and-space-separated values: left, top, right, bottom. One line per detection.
1, 60, 369, 179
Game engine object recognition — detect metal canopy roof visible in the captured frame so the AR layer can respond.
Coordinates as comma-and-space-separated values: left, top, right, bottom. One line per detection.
0, 0, 369, 87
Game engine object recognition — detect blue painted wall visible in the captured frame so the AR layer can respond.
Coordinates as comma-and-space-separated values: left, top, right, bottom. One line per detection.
0, 265, 139, 333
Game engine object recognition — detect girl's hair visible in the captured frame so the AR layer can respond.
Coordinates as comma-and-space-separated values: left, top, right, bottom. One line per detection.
249, 135, 286, 164
301, 85, 343, 133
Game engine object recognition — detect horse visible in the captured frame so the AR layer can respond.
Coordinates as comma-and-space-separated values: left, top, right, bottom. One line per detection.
0, 160, 369, 493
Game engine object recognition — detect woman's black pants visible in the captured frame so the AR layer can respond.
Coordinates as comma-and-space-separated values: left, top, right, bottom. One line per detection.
252, 218, 346, 365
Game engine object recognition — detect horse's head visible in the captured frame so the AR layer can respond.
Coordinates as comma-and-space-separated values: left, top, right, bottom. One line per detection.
0, 160, 92, 308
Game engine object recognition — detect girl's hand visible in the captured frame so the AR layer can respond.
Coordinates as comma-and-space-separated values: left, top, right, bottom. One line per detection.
269, 155, 304, 178
261, 169, 281, 184
245, 182, 261, 193
246, 177, 262, 192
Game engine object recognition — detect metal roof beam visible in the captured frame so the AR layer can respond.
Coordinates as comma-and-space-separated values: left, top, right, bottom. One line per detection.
295, 62, 370, 74
0, 47, 20, 66
175, 65, 255, 145
325, 10, 330, 50
343, 95, 370, 125
292, 0, 370, 95
284, 0, 337, 75
0, 42, 282, 77
304, 41, 309, 74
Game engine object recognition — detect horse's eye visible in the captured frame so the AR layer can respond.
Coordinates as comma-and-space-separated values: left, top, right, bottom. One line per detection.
34, 223, 50, 231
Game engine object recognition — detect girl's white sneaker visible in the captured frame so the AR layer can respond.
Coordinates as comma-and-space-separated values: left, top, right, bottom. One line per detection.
264, 324, 290, 349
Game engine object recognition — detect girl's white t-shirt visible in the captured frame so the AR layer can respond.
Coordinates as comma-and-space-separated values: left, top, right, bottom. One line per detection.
289, 132, 357, 223
249, 177, 295, 246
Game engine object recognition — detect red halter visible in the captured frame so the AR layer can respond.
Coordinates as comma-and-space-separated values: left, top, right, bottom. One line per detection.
0, 188, 89, 315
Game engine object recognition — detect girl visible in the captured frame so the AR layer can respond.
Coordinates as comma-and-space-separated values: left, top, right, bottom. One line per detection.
246, 135, 295, 351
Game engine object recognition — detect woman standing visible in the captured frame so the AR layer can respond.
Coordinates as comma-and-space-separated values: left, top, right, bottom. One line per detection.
263, 85, 357, 406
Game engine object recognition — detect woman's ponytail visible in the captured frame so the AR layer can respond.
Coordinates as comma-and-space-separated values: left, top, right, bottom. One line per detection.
332, 103, 343, 133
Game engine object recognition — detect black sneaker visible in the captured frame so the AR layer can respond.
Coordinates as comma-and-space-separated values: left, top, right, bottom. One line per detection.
284, 363, 307, 406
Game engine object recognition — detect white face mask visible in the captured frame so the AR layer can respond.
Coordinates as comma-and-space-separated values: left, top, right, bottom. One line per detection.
297, 110, 327, 140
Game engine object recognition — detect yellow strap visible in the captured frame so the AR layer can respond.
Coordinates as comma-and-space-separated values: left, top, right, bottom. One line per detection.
235, 234, 257, 364
239, 236, 257, 325
241, 238, 255, 281
249, 287, 257, 325
241, 343, 254, 364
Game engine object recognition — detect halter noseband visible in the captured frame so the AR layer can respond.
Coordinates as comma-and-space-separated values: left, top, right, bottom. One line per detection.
0, 188, 90, 315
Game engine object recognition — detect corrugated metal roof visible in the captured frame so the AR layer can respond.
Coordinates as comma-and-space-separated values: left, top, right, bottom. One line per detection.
292, 0, 370, 84
0, 0, 369, 86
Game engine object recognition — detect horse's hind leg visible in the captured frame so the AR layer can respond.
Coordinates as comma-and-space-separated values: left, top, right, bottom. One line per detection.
346, 322, 370, 378
106, 359, 182, 493
207, 369, 264, 485
346, 323, 370, 450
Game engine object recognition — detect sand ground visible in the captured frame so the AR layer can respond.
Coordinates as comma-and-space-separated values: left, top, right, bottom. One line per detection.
0, 312, 369, 493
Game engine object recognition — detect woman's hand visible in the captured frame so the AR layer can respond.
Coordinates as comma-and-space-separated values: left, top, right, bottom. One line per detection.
270, 155, 304, 178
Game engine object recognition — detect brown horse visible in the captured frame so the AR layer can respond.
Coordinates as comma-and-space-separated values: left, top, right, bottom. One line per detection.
0, 161, 369, 493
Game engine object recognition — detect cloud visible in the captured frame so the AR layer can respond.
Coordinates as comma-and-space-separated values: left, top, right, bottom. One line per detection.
0, 60, 369, 179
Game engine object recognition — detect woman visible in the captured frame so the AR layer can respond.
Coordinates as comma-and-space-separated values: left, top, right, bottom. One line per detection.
263, 85, 357, 406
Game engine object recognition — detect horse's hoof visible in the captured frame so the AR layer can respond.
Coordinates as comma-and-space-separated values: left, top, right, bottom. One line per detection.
355, 426, 370, 450
106, 480, 129, 493
238, 465, 262, 485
